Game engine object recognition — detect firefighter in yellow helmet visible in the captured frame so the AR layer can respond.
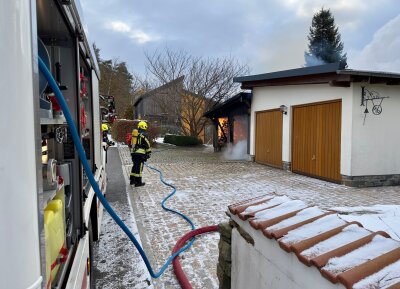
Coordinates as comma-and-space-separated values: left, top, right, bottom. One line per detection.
130, 121, 151, 186
101, 123, 114, 147
129, 128, 139, 183
102, 123, 109, 143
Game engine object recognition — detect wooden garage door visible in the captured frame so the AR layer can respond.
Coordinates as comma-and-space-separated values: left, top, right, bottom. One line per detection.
255, 110, 283, 168
292, 100, 341, 182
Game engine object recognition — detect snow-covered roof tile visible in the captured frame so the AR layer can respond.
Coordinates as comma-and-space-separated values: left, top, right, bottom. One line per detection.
278, 214, 348, 251
323, 234, 399, 275
249, 200, 309, 229
264, 206, 328, 239
353, 259, 400, 289
239, 195, 292, 220
227, 195, 400, 289
301, 224, 370, 260
228, 193, 276, 215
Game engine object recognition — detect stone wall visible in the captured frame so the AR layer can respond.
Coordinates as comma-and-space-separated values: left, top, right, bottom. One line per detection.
217, 222, 233, 289
282, 161, 291, 171
342, 174, 400, 187
218, 220, 255, 289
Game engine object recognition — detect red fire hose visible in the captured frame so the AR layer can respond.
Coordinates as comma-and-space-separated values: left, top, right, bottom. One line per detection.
172, 225, 219, 289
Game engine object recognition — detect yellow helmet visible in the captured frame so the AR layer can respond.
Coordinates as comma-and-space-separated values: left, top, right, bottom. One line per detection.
138, 121, 148, 130
102, 123, 109, 131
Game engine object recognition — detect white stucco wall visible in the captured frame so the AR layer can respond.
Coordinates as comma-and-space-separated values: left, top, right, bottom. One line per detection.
350, 84, 400, 176
250, 84, 353, 174
250, 82, 400, 177
231, 215, 345, 289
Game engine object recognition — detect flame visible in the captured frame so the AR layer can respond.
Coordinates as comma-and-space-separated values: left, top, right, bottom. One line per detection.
218, 117, 228, 139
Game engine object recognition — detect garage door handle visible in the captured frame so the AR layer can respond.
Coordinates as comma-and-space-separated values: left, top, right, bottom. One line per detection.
311, 155, 316, 160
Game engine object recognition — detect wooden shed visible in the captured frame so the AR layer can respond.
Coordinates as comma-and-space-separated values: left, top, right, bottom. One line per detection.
204, 92, 252, 153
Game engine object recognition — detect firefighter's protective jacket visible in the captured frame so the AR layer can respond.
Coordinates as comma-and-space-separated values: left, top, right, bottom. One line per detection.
131, 130, 151, 157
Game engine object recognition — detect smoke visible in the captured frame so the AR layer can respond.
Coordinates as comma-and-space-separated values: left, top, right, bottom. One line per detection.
304, 52, 325, 67
348, 14, 400, 73
222, 140, 248, 160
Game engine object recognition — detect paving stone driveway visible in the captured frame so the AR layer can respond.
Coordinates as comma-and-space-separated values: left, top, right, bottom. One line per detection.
120, 144, 399, 289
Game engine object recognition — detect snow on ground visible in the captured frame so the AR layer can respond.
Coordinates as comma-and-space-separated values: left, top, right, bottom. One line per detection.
96, 145, 400, 289
93, 201, 153, 289
154, 137, 164, 144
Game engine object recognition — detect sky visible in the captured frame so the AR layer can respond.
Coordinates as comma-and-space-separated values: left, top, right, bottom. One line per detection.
80, 0, 400, 76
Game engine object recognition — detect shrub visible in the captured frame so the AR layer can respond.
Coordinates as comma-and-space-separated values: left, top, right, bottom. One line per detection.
111, 119, 160, 146
147, 124, 161, 146
111, 119, 136, 143
123, 106, 134, 120
164, 134, 202, 146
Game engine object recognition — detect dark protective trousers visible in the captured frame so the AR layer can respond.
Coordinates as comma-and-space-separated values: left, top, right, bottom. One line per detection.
130, 153, 135, 179
132, 153, 145, 178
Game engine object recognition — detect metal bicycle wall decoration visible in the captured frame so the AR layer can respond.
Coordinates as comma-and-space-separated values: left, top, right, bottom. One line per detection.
361, 86, 389, 125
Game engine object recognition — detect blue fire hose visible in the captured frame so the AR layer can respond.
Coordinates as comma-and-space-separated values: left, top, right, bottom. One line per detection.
38, 57, 195, 278
145, 163, 195, 227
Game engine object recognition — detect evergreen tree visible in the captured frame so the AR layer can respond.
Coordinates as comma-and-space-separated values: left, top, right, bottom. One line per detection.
95, 49, 134, 117
305, 8, 347, 68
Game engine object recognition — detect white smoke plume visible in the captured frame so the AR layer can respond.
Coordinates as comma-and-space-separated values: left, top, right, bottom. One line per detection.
222, 140, 248, 160
348, 14, 400, 73
304, 52, 326, 67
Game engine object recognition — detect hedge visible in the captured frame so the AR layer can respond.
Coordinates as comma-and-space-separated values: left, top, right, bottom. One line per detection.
111, 119, 160, 145
164, 134, 202, 146
111, 119, 137, 143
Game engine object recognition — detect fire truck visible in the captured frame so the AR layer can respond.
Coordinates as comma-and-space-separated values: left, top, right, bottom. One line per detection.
1, 1, 107, 288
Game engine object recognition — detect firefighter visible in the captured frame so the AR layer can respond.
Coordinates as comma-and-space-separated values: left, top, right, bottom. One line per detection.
129, 128, 138, 184
101, 123, 109, 143
101, 123, 115, 147
130, 121, 151, 186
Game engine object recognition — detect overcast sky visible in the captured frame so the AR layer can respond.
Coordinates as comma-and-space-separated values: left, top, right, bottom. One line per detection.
81, 0, 400, 76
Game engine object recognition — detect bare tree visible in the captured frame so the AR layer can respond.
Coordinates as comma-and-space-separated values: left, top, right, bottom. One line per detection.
145, 48, 192, 83
130, 72, 156, 108
145, 46, 249, 137
131, 72, 157, 96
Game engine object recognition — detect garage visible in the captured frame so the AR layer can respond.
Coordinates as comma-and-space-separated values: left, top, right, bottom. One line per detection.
235, 63, 400, 187
292, 100, 341, 182
255, 109, 283, 168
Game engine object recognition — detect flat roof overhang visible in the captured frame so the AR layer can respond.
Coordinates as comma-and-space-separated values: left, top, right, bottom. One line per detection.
234, 63, 400, 89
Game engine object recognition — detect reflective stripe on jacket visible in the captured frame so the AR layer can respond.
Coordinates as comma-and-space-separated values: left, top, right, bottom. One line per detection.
131, 132, 151, 155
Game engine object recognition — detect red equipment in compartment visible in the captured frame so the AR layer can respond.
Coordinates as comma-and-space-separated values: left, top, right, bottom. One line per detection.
79, 72, 88, 99
80, 106, 86, 130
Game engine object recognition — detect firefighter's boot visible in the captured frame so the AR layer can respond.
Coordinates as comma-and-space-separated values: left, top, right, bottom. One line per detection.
135, 177, 145, 187
130, 175, 135, 185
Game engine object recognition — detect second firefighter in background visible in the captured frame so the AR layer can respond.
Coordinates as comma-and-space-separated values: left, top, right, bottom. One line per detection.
130, 121, 151, 186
